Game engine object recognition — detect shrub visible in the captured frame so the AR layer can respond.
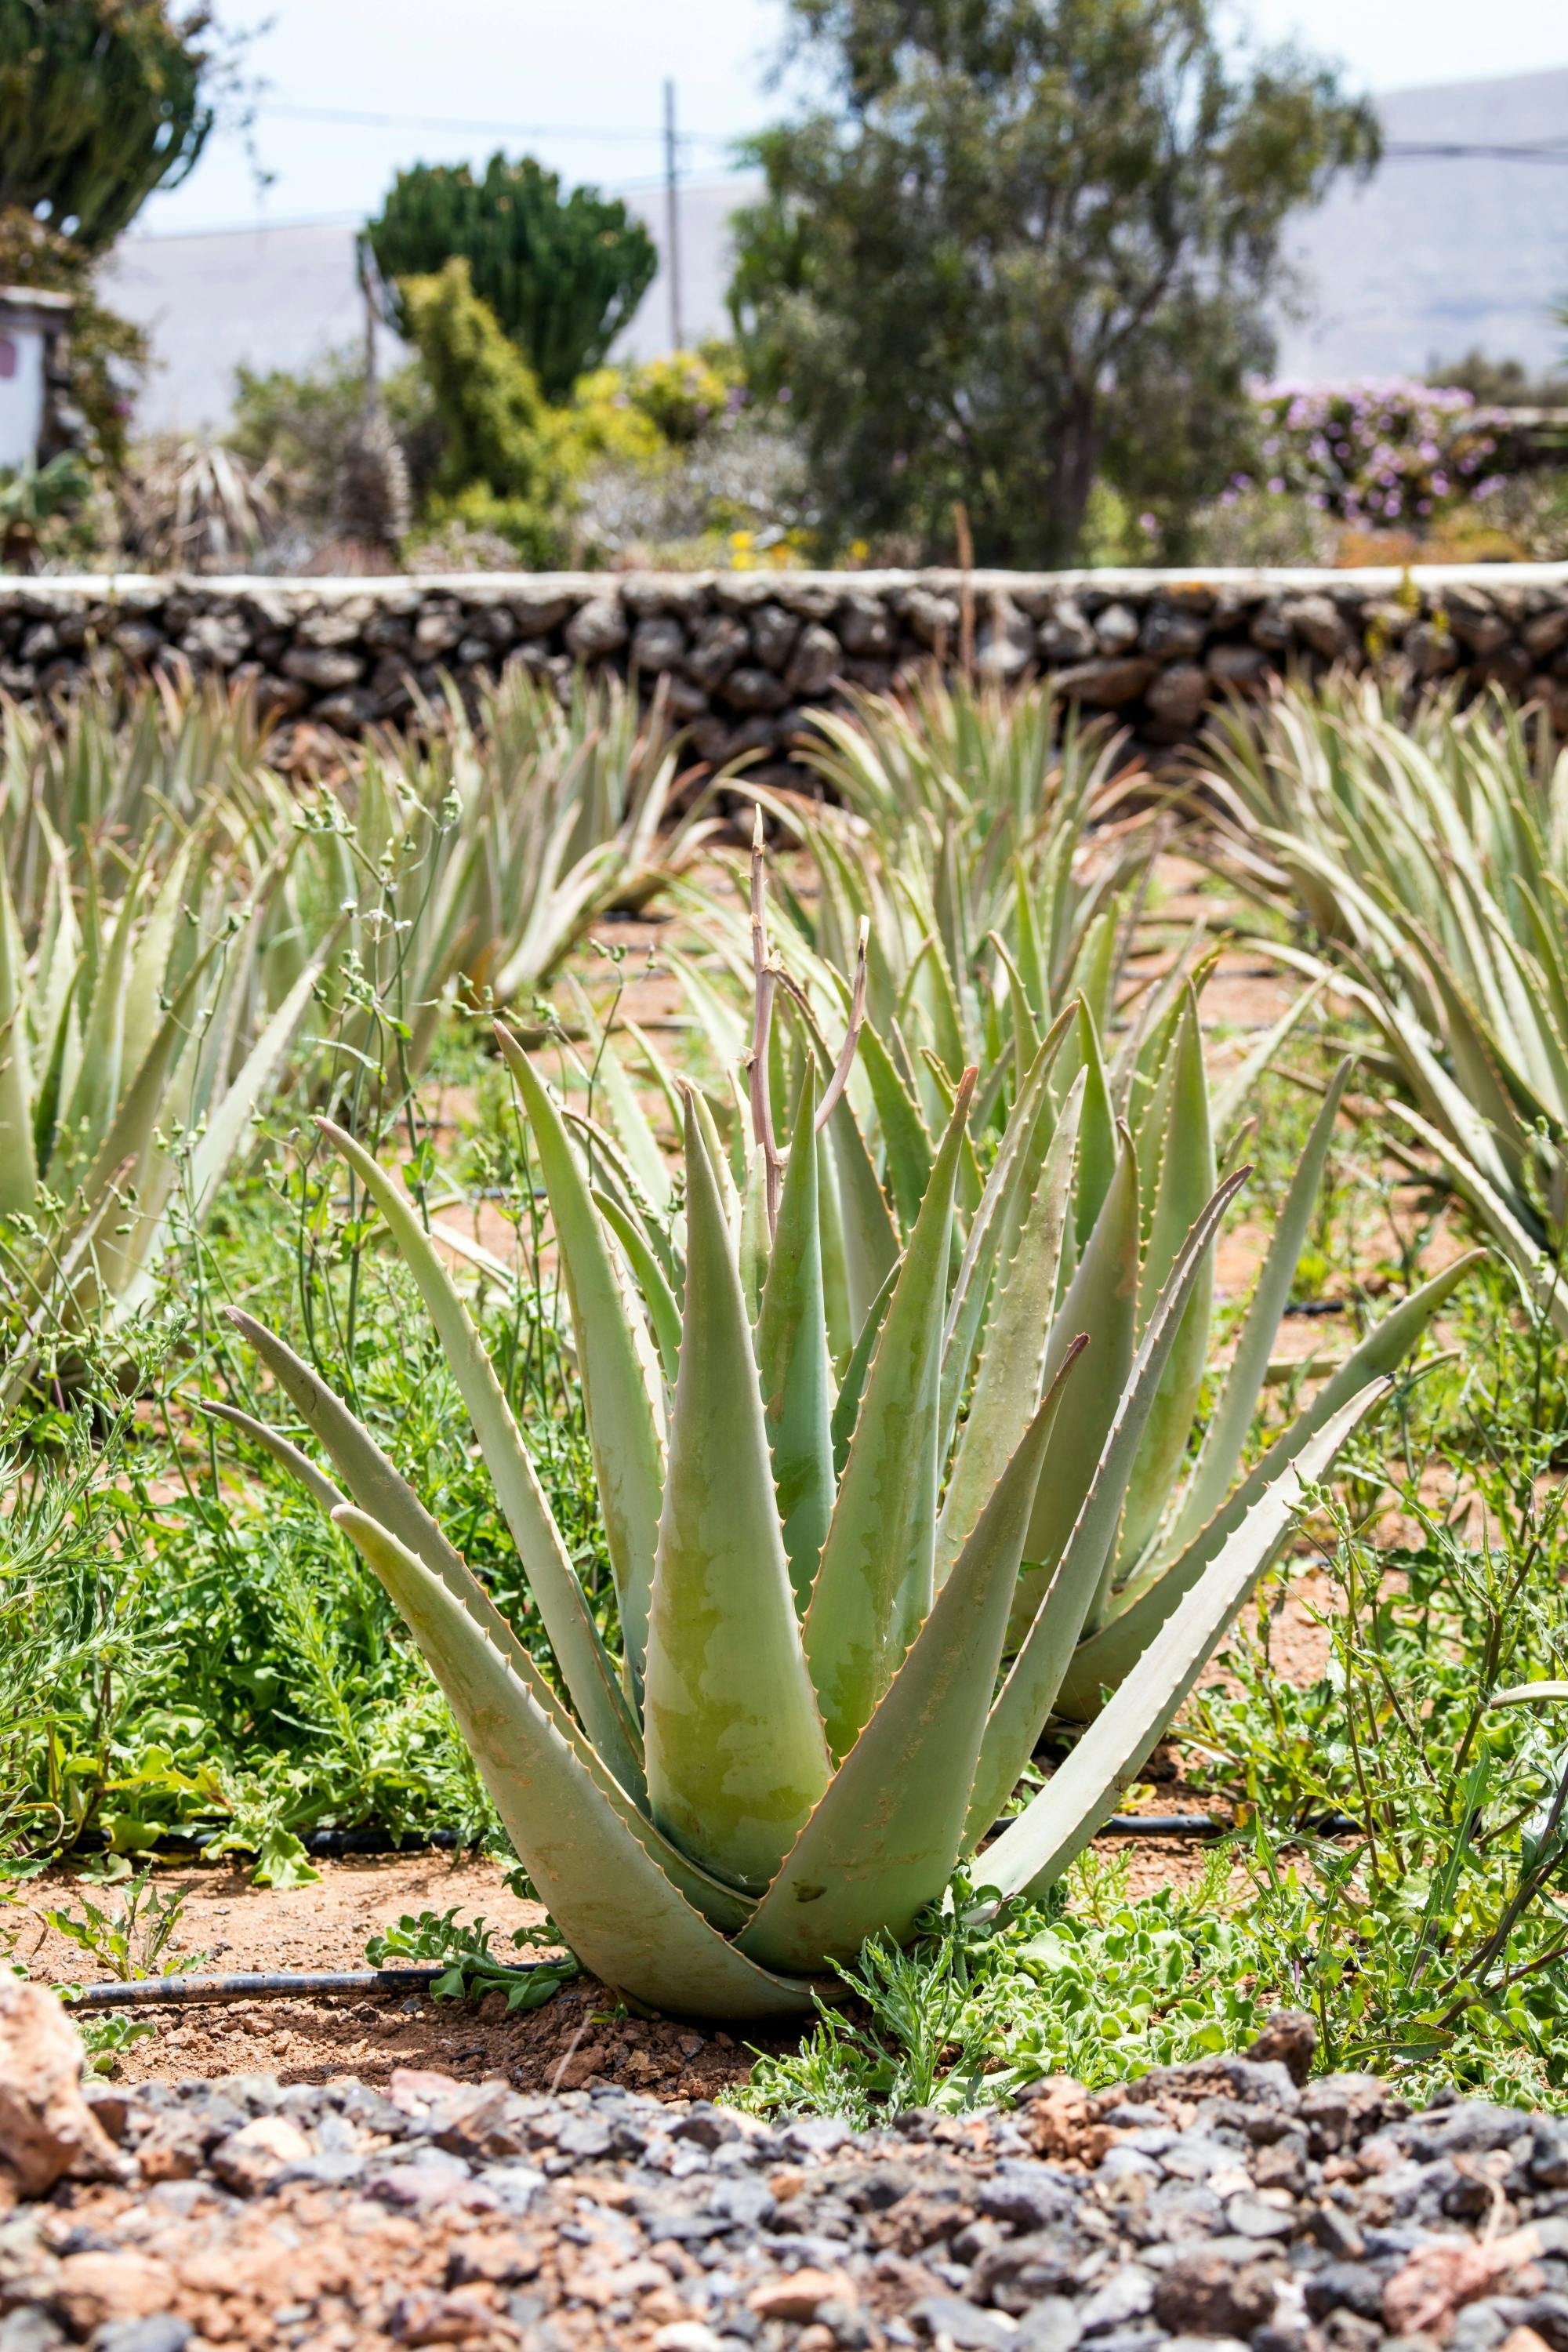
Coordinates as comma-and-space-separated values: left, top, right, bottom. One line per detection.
366, 154, 656, 402
1236, 379, 1505, 530
397, 258, 570, 565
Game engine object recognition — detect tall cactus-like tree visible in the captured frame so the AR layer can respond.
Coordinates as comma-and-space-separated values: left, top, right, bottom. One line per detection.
0, 0, 216, 254
366, 154, 659, 402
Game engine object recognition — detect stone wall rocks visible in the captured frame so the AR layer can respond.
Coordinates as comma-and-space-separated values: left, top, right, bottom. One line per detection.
3, 565, 1566, 756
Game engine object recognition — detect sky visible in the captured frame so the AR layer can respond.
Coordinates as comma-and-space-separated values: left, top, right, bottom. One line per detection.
136, 0, 1568, 240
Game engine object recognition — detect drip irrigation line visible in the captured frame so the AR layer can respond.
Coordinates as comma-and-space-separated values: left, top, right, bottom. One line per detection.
66, 1962, 566, 2010
69, 1826, 459, 1861
69, 1967, 448, 2009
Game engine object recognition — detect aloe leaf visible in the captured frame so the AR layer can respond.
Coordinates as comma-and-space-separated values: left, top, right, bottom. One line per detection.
1117, 992, 1216, 1571
213, 1346, 759, 1929
0, 867, 37, 1216
497, 1028, 666, 1684
122, 838, 197, 1088
331, 1506, 808, 2015
938, 1006, 1077, 1457
1056, 1247, 1483, 1715
72, 942, 217, 1240
937, 1076, 1083, 1582
201, 1399, 347, 1516
1059, 1003, 1116, 1249
1013, 1128, 1141, 1621
1162, 1059, 1352, 1557
643, 1091, 830, 1892
859, 1022, 933, 1232
113, 931, 342, 1327
593, 1187, 682, 1385
822, 1076, 900, 1331
967, 1167, 1250, 1845
314, 1114, 643, 1779
62, 865, 140, 1157
756, 1064, 836, 1613
814, 1119, 855, 1370
830, 1258, 898, 1477
742, 1358, 1080, 1973
977, 1388, 1384, 1899
805, 1070, 976, 1762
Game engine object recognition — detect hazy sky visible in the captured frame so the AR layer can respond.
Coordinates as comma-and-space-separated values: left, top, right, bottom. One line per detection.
138, 0, 1568, 238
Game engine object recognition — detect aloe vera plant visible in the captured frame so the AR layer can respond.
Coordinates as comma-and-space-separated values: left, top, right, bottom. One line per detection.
1196, 678, 1568, 1330
223, 851, 1466, 2013
0, 814, 328, 1403
252, 666, 717, 1088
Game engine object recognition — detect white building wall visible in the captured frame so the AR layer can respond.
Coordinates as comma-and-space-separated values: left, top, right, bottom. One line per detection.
0, 322, 47, 470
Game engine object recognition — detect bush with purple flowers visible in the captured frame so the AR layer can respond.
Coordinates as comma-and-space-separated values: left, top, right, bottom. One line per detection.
1227, 378, 1510, 528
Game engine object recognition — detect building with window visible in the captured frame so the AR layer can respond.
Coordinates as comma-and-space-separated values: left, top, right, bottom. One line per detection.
0, 288, 74, 471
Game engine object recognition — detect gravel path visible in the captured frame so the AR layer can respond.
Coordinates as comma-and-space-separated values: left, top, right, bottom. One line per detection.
6, 2016, 1568, 2352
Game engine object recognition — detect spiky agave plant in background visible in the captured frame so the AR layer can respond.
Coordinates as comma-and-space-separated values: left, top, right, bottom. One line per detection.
220, 848, 1469, 2016
1195, 677, 1568, 1331
0, 804, 333, 1406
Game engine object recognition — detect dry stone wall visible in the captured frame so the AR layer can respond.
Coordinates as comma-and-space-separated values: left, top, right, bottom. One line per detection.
3, 564, 1567, 755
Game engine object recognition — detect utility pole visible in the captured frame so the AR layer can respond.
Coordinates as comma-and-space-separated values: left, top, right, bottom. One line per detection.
663, 77, 684, 353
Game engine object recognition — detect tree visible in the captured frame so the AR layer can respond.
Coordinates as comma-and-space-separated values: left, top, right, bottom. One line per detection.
729, 0, 1380, 565
366, 155, 659, 404
0, 0, 217, 253
397, 257, 570, 564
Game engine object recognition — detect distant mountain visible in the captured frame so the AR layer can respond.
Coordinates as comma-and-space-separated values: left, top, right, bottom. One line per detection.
102, 66, 1568, 434
1274, 67, 1568, 382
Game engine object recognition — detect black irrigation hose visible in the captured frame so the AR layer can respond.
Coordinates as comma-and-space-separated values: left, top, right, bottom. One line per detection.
1098, 1810, 1363, 1838
67, 1963, 567, 2010
69, 1827, 460, 1861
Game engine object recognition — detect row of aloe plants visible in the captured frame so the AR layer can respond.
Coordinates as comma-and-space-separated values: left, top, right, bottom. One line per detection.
0, 667, 710, 1396
2, 664, 1494, 2020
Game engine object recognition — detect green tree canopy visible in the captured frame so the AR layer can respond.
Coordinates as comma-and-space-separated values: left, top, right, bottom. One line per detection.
366, 154, 659, 403
0, 0, 217, 254
730, 0, 1380, 564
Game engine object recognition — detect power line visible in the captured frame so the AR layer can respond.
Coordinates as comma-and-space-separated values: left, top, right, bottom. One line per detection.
260, 98, 741, 149
1385, 140, 1568, 161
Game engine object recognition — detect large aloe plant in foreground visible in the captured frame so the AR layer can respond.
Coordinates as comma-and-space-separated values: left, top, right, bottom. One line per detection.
223, 928, 1468, 2016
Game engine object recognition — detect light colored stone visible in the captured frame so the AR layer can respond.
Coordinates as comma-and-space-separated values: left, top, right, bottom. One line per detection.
52, 2250, 176, 2336
976, 594, 1034, 682
0, 1981, 125, 2199
1093, 602, 1141, 654
412, 605, 463, 658
209, 2113, 313, 2194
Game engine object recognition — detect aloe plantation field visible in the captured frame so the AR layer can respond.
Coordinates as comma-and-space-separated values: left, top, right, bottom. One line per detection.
9, 664, 1568, 2310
